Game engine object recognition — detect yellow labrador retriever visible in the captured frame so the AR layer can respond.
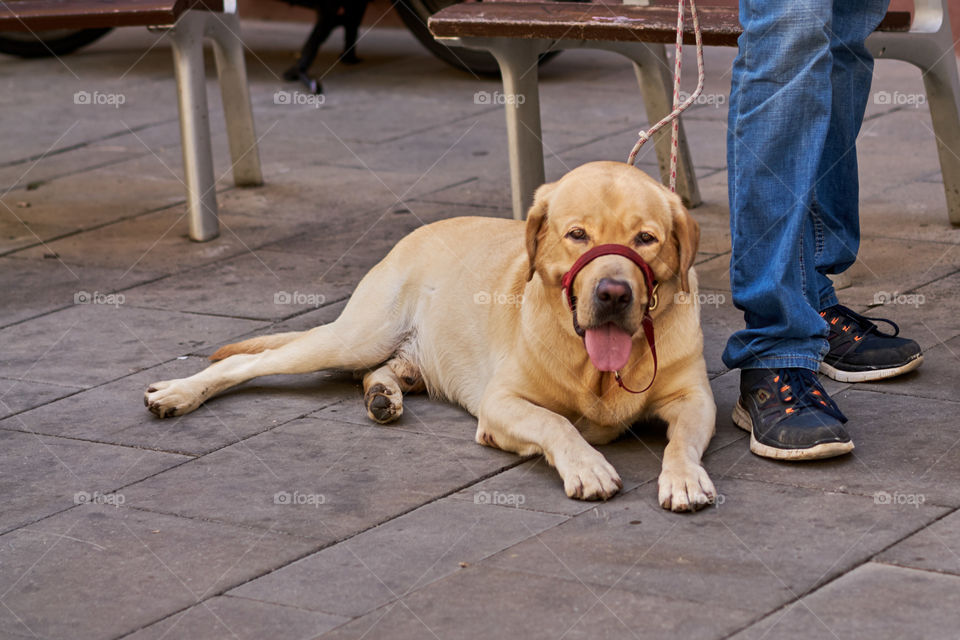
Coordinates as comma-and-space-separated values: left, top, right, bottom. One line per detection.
144, 161, 717, 511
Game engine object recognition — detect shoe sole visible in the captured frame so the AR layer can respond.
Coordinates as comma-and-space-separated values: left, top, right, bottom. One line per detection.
732, 401, 855, 461
819, 354, 923, 383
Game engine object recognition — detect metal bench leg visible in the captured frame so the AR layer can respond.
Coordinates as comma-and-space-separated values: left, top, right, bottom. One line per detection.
868, 0, 960, 226
170, 10, 219, 241
485, 40, 546, 219
624, 43, 701, 208
919, 53, 960, 226
207, 11, 263, 188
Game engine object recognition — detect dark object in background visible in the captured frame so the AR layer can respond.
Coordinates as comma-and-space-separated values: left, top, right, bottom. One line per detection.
0, 27, 112, 57
282, 0, 369, 94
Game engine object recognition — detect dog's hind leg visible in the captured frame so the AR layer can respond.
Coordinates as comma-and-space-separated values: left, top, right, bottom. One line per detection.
363, 341, 424, 424
145, 270, 412, 418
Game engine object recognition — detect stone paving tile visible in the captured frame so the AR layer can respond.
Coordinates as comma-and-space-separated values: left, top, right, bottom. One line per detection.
120, 417, 518, 541
214, 159, 468, 225
882, 270, 960, 350
556, 116, 729, 173
862, 178, 960, 245
230, 498, 566, 618
834, 237, 959, 311
125, 595, 349, 640
8, 202, 312, 278
0, 356, 354, 456
268, 82, 496, 150
0, 504, 315, 640
0, 208, 76, 256
0, 119, 182, 195
0, 376, 82, 420
316, 565, 753, 640
728, 563, 960, 640
707, 388, 960, 507
699, 290, 742, 376
876, 508, 960, 576
0, 304, 265, 388
478, 478, 943, 616
1, 152, 191, 244
254, 197, 485, 258
858, 108, 943, 188
0, 255, 163, 329
693, 252, 735, 293
0, 429, 189, 535
311, 392, 479, 441
122, 249, 361, 321
317, 109, 596, 180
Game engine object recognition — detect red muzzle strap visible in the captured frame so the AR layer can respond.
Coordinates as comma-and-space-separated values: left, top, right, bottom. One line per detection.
560, 244, 659, 394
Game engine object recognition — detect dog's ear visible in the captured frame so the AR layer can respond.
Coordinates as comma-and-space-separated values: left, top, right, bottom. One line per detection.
525, 182, 557, 282
671, 198, 700, 293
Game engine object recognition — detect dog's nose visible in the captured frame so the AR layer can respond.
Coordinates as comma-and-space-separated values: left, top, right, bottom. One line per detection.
594, 278, 633, 314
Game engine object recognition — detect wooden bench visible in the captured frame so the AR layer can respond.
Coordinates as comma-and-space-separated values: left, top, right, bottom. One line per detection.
430, 1, 960, 227
0, 0, 263, 241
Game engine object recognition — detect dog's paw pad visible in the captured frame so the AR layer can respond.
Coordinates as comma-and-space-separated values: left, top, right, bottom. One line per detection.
365, 383, 402, 424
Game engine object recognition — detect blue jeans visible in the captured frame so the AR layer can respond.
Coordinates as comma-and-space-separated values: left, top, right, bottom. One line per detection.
723, 0, 890, 372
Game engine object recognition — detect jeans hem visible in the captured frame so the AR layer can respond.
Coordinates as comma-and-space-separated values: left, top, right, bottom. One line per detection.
819, 291, 840, 310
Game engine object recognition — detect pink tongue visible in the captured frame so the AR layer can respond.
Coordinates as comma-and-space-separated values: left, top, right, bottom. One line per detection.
584, 323, 634, 372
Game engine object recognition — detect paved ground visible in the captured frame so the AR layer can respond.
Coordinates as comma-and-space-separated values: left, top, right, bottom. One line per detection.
1, 18, 960, 640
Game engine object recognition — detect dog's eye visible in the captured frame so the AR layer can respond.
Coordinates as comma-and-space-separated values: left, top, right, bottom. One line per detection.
565, 227, 588, 241
635, 231, 657, 245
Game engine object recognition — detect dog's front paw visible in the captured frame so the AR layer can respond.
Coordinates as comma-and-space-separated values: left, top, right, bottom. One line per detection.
559, 448, 622, 501
143, 379, 204, 418
658, 464, 716, 512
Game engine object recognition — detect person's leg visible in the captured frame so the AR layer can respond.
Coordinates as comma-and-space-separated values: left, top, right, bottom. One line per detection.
812, 0, 922, 383
724, 0, 835, 372
813, 0, 890, 309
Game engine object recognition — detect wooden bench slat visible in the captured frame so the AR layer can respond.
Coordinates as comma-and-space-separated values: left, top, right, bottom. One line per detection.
428, 3, 910, 47
0, 0, 223, 31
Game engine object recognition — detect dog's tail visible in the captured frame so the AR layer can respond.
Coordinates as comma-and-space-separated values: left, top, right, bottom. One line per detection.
209, 331, 306, 361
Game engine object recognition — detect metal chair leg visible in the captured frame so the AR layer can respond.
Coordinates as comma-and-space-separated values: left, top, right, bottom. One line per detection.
483, 39, 547, 219
170, 10, 220, 242
208, 11, 263, 188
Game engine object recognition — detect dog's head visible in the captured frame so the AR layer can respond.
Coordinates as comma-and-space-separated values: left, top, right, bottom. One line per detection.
525, 161, 699, 371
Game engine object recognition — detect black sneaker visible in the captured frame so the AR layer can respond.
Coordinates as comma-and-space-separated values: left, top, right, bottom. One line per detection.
733, 368, 854, 461
818, 304, 923, 383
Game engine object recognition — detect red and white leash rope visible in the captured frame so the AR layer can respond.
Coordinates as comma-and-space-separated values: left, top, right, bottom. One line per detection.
627, 0, 705, 192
